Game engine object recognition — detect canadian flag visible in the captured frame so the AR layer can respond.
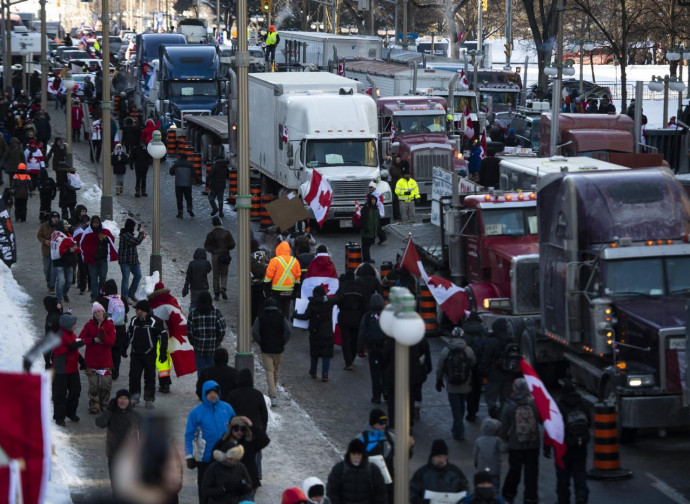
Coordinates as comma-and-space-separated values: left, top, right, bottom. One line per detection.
458, 69, 470, 90
300, 252, 342, 345
370, 189, 385, 217
282, 125, 288, 144
479, 128, 488, 159
304, 170, 333, 229
390, 124, 396, 143
521, 359, 567, 469
352, 200, 362, 228
401, 239, 469, 323
463, 105, 475, 141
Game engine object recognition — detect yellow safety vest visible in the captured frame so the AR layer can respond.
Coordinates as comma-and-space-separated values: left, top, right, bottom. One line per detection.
265, 256, 298, 291
266, 31, 278, 46
395, 177, 420, 202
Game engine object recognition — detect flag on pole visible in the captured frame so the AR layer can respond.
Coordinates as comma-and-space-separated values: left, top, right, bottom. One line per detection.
281, 125, 288, 144
463, 106, 475, 142
352, 200, 362, 228
458, 69, 470, 90
401, 239, 470, 323
390, 124, 396, 143
304, 170, 333, 229
521, 359, 567, 469
479, 128, 488, 159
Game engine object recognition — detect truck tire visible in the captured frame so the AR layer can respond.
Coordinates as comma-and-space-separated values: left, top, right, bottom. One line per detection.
201, 134, 213, 164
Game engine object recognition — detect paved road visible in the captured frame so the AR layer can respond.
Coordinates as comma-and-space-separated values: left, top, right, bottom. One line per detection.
8, 107, 690, 503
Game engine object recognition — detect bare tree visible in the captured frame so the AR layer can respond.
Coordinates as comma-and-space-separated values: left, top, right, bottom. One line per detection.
520, 0, 559, 92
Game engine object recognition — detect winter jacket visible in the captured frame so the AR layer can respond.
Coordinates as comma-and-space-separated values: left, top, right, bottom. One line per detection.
185, 380, 237, 463
131, 145, 152, 170
125, 314, 168, 356
196, 364, 238, 402
141, 119, 160, 145
169, 159, 194, 187
212, 419, 270, 489
52, 233, 80, 268
358, 425, 395, 472
122, 123, 142, 148
95, 398, 140, 458
111, 150, 129, 175
360, 203, 380, 240
226, 375, 268, 432
37, 221, 54, 257
303, 477, 332, 504
45, 142, 67, 171
333, 278, 366, 329
436, 337, 476, 394
355, 263, 383, 311
80, 226, 118, 265
44, 296, 62, 334
58, 182, 77, 209
252, 303, 292, 354
473, 418, 507, 476
79, 317, 116, 369
410, 460, 468, 504
204, 226, 236, 256
4, 143, 25, 175
35, 115, 51, 141
499, 391, 541, 451
327, 451, 387, 504
201, 459, 253, 504
264, 241, 301, 292
207, 160, 230, 192
52, 328, 81, 374
357, 294, 386, 354
184, 248, 212, 292
383, 337, 431, 389
187, 306, 226, 356
294, 295, 334, 358
118, 230, 144, 265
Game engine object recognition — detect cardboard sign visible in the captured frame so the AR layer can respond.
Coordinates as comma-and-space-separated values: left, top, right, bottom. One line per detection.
265, 192, 309, 232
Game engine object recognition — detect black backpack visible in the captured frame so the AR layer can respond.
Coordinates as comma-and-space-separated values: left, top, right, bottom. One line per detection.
366, 313, 385, 344
565, 408, 590, 447
500, 342, 521, 373
445, 348, 472, 385
514, 403, 539, 443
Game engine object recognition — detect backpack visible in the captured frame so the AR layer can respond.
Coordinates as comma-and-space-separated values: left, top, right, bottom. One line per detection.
13, 178, 29, 199
514, 404, 539, 443
366, 313, 385, 344
500, 342, 521, 373
445, 348, 472, 385
106, 294, 126, 326
564, 408, 590, 448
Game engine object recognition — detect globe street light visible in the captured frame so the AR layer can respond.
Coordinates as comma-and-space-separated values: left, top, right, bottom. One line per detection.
380, 286, 426, 504
63, 72, 75, 166
147, 130, 167, 277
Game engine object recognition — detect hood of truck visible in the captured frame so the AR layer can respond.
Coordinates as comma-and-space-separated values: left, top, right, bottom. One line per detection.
613, 297, 687, 330
486, 237, 539, 262
397, 133, 452, 149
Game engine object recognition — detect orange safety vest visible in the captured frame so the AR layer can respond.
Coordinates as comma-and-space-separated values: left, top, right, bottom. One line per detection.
264, 242, 301, 291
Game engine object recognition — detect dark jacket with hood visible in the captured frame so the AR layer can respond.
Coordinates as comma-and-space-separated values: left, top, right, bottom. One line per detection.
357, 293, 386, 354
44, 296, 62, 334
327, 444, 387, 504
201, 456, 253, 504
212, 417, 270, 489
4, 138, 25, 174
333, 271, 366, 329
204, 226, 236, 256
553, 386, 592, 458
252, 298, 292, 354
95, 396, 141, 458
125, 312, 168, 356
383, 336, 431, 388
184, 248, 212, 292
499, 382, 541, 450
486, 319, 516, 382
207, 159, 230, 192
354, 263, 383, 311
294, 287, 334, 358
436, 335, 476, 394
196, 358, 238, 402
227, 370, 269, 432
46, 139, 67, 171
410, 457, 468, 504
473, 418, 507, 476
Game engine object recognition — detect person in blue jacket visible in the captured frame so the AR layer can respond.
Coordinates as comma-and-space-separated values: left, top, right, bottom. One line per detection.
185, 380, 236, 502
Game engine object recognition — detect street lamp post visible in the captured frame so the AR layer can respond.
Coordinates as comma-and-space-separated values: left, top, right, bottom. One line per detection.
100, 0, 113, 220
649, 74, 686, 127
64, 72, 75, 166
576, 40, 594, 96
40, 0, 47, 111
148, 130, 166, 277
380, 286, 426, 504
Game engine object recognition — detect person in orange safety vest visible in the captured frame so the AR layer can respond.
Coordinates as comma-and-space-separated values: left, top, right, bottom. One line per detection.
263, 241, 301, 318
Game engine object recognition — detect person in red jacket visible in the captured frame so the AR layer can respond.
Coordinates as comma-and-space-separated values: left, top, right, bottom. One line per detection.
80, 215, 119, 302
52, 313, 84, 426
79, 302, 117, 414
141, 118, 160, 145
72, 98, 84, 142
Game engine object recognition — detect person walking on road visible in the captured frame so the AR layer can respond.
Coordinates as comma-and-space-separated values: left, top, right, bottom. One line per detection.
111, 144, 129, 195
125, 300, 168, 409
394, 167, 420, 222
131, 142, 151, 197
294, 285, 334, 382
196, 348, 238, 402
410, 439, 469, 504
436, 327, 476, 440
473, 418, 508, 491
51, 219, 80, 305
358, 293, 387, 404
11, 162, 31, 222
98, 279, 130, 381
79, 302, 116, 414
204, 216, 236, 301
252, 297, 292, 407
182, 247, 212, 309
169, 152, 194, 218
263, 241, 301, 318
200, 444, 253, 504
80, 215, 118, 302
207, 158, 230, 217
333, 270, 365, 370
326, 439, 388, 504
52, 313, 84, 426
360, 194, 380, 264
38, 211, 60, 292
118, 218, 146, 303
187, 291, 227, 374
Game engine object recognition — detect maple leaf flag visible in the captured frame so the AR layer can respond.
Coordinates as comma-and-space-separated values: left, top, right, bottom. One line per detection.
479, 128, 488, 159
301, 252, 342, 345
463, 105, 475, 141
458, 69, 470, 90
390, 124, 396, 143
282, 125, 288, 144
401, 239, 469, 323
352, 200, 362, 228
371, 189, 385, 217
304, 170, 333, 229
521, 359, 567, 469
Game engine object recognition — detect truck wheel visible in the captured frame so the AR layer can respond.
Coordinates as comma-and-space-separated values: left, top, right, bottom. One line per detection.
201, 134, 213, 163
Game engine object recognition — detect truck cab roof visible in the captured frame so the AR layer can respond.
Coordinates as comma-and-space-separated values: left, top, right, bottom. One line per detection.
160, 45, 219, 80
377, 96, 446, 115
249, 71, 364, 94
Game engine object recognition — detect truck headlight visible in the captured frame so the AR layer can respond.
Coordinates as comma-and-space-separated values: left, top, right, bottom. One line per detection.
381, 190, 392, 203
483, 298, 511, 310
626, 375, 654, 388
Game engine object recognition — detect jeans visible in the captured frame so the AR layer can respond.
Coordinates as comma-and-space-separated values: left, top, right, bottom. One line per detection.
120, 263, 142, 299
262, 352, 283, 398
502, 448, 540, 504
54, 265, 73, 303
211, 254, 229, 295
43, 255, 56, 288
88, 261, 108, 300
310, 356, 330, 375
195, 354, 215, 376
447, 392, 468, 439
208, 189, 224, 214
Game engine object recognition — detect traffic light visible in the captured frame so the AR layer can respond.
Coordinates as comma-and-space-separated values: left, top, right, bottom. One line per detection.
482, 0, 487, 11
262, 0, 271, 12
504, 43, 510, 58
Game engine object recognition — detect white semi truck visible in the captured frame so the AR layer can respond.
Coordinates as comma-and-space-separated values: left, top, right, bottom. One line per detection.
185, 72, 392, 226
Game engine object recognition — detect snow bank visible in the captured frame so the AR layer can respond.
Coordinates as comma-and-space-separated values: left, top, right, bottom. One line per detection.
80, 184, 102, 204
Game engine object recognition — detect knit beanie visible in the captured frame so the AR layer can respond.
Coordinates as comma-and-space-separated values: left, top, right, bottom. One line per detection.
59, 313, 77, 329
115, 389, 130, 400
430, 439, 448, 458
307, 484, 325, 499
369, 408, 388, 426
134, 300, 151, 312
281, 487, 308, 504
92, 302, 106, 315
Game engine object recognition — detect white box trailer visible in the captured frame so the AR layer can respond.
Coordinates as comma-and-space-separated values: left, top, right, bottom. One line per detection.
248, 72, 392, 222
277, 31, 381, 69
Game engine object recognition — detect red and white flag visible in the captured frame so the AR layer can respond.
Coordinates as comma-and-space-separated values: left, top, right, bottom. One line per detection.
463, 105, 475, 141
401, 239, 470, 323
458, 69, 470, 90
479, 128, 488, 159
390, 124, 396, 143
352, 200, 362, 228
301, 252, 339, 299
0, 372, 51, 504
371, 189, 385, 217
521, 359, 567, 469
282, 125, 288, 144
148, 283, 197, 377
304, 170, 333, 229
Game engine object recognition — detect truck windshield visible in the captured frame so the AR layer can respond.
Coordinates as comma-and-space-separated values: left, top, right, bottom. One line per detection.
482, 207, 537, 236
169, 81, 218, 97
604, 256, 690, 296
393, 114, 445, 134
479, 91, 518, 109
454, 96, 477, 114
305, 139, 378, 167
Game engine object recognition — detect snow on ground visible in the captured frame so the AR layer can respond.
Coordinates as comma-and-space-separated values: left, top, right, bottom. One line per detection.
0, 262, 76, 503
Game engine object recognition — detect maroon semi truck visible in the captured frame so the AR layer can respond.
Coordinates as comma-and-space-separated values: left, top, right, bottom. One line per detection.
377, 96, 466, 199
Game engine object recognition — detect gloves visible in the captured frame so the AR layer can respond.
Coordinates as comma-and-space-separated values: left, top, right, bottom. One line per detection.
67, 339, 85, 351
182, 286, 189, 298
436, 380, 444, 392
186, 458, 197, 469
404, 190, 411, 195
159, 353, 167, 364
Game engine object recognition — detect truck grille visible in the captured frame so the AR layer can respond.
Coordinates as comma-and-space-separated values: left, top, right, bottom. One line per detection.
513, 256, 540, 314
329, 179, 370, 204
413, 150, 451, 181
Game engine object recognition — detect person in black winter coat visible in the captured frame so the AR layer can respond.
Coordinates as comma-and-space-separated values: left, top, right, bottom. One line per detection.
354, 262, 383, 311
207, 159, 230, 217
43, 295, 63, 369
46, 137, 67, 184
463, 312, 489, 422
36, 169, 57, 223
169, 153, 194, 218
58, 166, 78, 220
333, 270, 366, 370
358, 293, 387, 404
294, 285, 335, 382
97, 279, 130, 381
196, 348, 238, 402
252, 297, 292, 406
201, 444, 253, 504
95, 388, 141, 490
111, 144, 129, 195
485, 319, 518, 420
35, 111, 51, 145
227, 368, 268, 433
182, 247, 212, 310
327, 439, 387, 504
122, 117, 142, 160
212, 415, 270, 490
130, 143, 151, 197
410, 439, 468, 504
